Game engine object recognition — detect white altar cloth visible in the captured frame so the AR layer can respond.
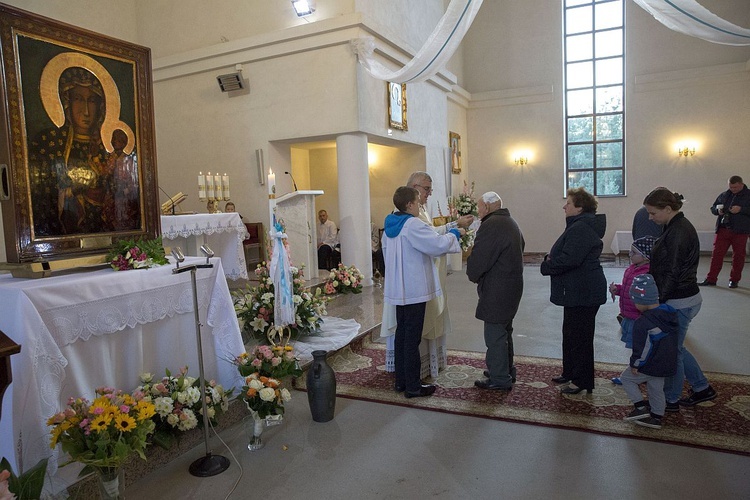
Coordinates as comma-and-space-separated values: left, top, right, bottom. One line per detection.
0, 257, 245, 478
161, 213, 250, 280
291, 317, 361, 366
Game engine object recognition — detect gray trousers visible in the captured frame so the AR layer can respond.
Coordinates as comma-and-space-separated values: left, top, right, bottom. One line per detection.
620, 368, 666, 416
484, 321, 513, 388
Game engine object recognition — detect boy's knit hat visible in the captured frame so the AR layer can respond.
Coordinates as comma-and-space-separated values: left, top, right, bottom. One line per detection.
632, 236, 656, 260
630, 274, 659, 305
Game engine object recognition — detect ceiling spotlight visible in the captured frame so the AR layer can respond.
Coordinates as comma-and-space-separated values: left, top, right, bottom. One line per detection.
292, 0, 315, 17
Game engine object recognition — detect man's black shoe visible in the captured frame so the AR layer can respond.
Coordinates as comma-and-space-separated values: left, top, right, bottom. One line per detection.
404, 384, 436, 398
474, 379, 512, 391
665, 402, 680, 413
698, 279, 716, 286
729, 281, 739, 289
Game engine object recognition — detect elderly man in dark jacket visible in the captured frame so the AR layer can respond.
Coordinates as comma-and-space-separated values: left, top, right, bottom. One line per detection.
466, 192, 525, 391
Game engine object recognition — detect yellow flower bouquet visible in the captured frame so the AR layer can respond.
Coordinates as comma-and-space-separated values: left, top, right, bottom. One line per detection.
47, 386, 156, 474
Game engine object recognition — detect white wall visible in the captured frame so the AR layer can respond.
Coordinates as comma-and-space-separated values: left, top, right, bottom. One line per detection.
460, 0, 750, 252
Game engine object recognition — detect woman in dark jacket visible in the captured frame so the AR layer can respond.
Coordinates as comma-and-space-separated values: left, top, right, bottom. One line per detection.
540, 187, 607, 394
642, 188, 715, 410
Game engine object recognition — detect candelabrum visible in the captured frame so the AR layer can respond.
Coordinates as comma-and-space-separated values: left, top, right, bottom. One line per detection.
198, 172, 231, 202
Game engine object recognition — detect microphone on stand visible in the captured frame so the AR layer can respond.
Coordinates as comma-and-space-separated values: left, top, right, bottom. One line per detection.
159, 185, 176, 215
284, 171, 298, 191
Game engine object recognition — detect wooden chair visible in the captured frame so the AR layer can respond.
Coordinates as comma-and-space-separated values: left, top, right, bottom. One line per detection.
243, 222, 265, 272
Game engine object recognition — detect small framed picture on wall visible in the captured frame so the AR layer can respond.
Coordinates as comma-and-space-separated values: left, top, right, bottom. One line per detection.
387, 82, 407, 131
449, 132, 461, 174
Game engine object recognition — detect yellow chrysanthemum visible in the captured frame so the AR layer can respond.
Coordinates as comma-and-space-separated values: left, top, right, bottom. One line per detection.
49, 425, 64, 448
121, 394, 135, 406
136, 401, 156, 421
115, 413, 137, 432
90, 414, 112, 432
89, 399, 112, 417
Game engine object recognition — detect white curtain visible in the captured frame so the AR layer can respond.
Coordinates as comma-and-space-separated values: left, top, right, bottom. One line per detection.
633, 0, 750, 46
351, 0, 484, 83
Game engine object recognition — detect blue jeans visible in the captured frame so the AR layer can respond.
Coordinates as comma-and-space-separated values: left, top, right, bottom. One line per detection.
664, 302, 709, 403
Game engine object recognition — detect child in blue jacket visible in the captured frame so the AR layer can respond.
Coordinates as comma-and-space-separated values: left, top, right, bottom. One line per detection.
620, 274, 678, 429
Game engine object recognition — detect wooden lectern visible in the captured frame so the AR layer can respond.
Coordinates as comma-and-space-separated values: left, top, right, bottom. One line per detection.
275, 190, 323, 277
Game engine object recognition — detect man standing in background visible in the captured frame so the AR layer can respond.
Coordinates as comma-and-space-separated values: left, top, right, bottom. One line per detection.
699, 175, 750, 289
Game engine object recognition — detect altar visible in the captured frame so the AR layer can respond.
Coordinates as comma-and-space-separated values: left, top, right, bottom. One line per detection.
161, 212, 249, 280
0, 257, 245, 478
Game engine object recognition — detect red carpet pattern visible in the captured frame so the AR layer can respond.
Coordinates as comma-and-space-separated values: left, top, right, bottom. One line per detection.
296, 334, 750, 456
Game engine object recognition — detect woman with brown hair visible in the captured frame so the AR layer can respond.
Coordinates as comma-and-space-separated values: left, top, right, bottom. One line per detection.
642, 187, 715, 411
540, 187, 607, 394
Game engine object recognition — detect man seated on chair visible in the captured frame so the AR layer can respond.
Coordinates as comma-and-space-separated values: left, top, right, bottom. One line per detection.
317, 209, 339, 270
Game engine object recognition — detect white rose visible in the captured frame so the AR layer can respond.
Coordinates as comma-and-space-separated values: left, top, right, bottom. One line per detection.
140, 373, 153, 383
166, 413, 180, 427
259, 387, 276, 402
207, 406, 216, 419
249, 379, 263, 390
280, 388, 292, 402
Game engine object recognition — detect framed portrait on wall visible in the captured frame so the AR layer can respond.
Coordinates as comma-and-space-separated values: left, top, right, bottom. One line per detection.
0, 4, 159, 264
387, 81, 407, 131
449, 132, 461, 174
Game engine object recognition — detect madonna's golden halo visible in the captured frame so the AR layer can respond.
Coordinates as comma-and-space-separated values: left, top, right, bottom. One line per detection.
39, 52, 135, 154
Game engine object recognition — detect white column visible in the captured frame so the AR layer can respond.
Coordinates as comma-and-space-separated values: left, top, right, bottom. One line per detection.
336, 133, 373, 286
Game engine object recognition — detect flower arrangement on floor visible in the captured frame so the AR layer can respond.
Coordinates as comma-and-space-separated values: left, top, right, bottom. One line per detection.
106, 237, 168, 271
234, 344, 302, 380
323, 263, 365, 295
443, 180, 478, 251
134, 367, 233, 449
233, 262, 328, 342
47, 387, 156, 473
241, 373, 292, 419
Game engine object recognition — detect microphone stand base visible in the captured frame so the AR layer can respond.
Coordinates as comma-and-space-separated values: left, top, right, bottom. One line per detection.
189, 453, 230, 477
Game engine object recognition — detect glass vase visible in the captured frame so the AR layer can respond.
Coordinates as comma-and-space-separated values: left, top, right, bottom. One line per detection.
244, 411, 265, 451
96, 466, 124, 499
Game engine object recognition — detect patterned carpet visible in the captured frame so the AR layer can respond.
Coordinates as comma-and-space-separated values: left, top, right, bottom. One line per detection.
296, 334, 750, 456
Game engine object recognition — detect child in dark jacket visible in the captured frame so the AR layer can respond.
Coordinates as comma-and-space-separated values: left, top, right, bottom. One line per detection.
620, 274, 679, 429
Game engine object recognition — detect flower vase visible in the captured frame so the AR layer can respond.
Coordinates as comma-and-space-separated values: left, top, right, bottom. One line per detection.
96, 467, 124, 499
244, 412, 265, 451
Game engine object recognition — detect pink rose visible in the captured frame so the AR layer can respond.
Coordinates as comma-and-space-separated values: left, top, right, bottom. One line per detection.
271, 357, 281, 366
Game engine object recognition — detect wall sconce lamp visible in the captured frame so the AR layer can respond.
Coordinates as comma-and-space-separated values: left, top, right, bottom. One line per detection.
292, 0, 315, 17
514, 155, 529, 166
677, 145, 696, 157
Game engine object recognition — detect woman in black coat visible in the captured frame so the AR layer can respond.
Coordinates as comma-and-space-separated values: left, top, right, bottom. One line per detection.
540, 187, 607, 394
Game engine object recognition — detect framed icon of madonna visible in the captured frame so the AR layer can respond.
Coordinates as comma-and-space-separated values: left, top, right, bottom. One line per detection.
0, 4, 159, 264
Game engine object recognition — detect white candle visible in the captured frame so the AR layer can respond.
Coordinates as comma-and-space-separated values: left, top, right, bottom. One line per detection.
222, 173, 230, 200
268, 170, 276, 227
214, 174, 223, 201
206, 171, 215, 200
198, 172, 206, 201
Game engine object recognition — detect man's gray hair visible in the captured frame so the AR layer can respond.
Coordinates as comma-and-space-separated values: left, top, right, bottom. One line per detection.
407, 171, 432, 186
481, 191, 502, 206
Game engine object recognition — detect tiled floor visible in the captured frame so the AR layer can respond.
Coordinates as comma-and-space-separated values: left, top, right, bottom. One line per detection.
127, 256, 750, 499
